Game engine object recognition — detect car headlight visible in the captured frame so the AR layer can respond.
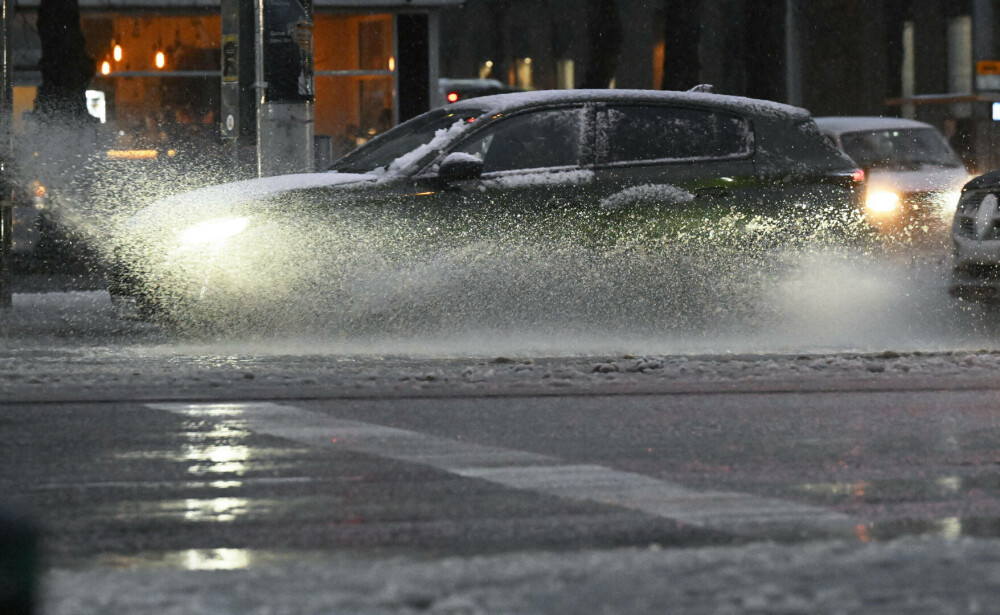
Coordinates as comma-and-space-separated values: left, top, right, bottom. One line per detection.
178, 217, 250, 247
865, 191, 900, 215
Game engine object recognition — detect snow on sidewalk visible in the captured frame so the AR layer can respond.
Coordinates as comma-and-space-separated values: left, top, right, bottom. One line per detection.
43, 537, 1000, 614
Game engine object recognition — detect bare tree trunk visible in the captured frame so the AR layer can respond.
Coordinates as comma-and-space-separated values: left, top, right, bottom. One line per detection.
581, 0, 622, 88
660, 0, 701, 90
35, 0, 94, 124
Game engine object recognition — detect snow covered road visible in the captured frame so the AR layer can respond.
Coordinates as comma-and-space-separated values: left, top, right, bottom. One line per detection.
6, 266, 1000, 614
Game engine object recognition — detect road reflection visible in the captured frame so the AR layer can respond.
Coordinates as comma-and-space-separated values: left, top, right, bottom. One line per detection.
95, 548, 273, 570
111, 403, 288, 526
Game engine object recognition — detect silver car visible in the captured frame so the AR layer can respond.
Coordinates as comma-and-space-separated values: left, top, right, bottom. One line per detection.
816, 116, 969, 240
950, 169, 1000, 301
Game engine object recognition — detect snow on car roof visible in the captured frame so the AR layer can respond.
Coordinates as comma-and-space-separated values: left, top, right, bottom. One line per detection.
814, 116, 935, 135
447, 89, 812, 121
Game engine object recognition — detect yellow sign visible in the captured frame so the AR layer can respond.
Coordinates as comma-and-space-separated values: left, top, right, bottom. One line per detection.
977, 60, 1000, 75
222, 34, 239, 83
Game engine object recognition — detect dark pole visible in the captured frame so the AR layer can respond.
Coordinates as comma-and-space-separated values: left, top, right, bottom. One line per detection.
580, 0, 622, 89
660, 0, 701, 91
0, 0, 12, 309
785, 0, 801, 107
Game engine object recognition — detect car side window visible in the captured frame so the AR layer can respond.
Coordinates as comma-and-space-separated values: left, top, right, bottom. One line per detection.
604, 105, 752, 163
453, 107, 585, 173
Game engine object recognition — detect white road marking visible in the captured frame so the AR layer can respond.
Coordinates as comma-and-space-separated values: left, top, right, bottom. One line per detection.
148, 401, 854, 536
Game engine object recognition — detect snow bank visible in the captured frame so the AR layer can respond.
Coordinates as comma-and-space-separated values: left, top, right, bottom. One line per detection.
41, 537, 1000, 614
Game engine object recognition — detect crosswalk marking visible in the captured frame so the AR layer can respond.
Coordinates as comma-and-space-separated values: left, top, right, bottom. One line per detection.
148, 401, 855, 537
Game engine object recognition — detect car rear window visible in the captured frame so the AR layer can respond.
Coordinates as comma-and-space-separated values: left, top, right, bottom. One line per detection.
603, 105, 752, 163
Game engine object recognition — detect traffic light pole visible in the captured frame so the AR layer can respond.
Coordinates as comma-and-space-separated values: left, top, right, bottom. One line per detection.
254, 0, 314, 177
0, 0, 12, 308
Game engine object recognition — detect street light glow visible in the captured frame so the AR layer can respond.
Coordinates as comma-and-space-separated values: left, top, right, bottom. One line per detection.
155, 51, 166, 69
101, 61, 111, 75
113, 44, 123, 62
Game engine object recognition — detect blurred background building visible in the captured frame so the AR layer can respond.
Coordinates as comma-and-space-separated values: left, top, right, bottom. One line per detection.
11, 0, 459, 162
440, 0, 1000, 173
4, 0, 1000, 171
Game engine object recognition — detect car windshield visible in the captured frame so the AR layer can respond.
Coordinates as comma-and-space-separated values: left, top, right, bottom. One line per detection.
840, 128, 963, 170
332, 108, 483, 174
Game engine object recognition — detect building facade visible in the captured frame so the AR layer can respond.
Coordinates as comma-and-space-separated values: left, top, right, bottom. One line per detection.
439, 0, 1000, 172
13, 0, 461, 161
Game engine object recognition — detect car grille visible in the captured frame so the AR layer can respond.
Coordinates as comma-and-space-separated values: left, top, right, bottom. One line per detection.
956, 263, 1000, 280
903, 190, 946, 211
883, 190, 952, 227
954, 190, 1000, 240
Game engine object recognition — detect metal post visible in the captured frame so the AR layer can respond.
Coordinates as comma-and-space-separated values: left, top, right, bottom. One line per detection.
221, 0, 256, 178
0, 507, 38, 615
254, 0, 265, 177
973, 0, 996, 172
0, 0, 12, 308
785, 0, 802, 108
255, 0, 314, 178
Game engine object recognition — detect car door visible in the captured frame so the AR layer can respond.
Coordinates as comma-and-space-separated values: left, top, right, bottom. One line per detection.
422, 104, 596, 244
587, 103, 757, 249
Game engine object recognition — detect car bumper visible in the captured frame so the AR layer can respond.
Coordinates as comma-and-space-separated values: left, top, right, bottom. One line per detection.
949, 235, 1000, 301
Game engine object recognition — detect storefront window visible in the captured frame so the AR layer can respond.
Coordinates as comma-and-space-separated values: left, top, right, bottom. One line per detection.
83, 15, 222, 153
15, 10, 397, 165
315, 14, 396, 158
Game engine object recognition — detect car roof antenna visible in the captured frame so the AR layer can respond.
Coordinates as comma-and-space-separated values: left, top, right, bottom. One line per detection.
688, 84, 715, 93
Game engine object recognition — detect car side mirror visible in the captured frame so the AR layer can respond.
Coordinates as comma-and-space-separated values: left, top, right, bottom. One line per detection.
437, 153, 483, 183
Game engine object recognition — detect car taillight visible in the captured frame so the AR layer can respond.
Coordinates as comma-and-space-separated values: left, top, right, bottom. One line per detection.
851, 168, 865, 183
446, 92, 460, 103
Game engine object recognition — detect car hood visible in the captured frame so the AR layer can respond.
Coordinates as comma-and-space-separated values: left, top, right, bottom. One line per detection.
865, 166, 970, 194
961, 169, 1000, 191
125, 171, 378, 232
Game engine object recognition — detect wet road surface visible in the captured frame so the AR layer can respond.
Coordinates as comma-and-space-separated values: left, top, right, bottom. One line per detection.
7, 386, 1000, 568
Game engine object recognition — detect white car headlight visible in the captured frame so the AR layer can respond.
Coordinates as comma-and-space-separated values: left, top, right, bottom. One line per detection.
178, 217, 250, 247
865, 191, 900, 215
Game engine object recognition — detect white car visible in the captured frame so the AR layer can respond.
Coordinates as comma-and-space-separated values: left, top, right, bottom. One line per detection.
815, 116, 970, 239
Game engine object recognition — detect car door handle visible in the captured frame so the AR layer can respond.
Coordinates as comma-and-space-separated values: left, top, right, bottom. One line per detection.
694, 187, 730, 199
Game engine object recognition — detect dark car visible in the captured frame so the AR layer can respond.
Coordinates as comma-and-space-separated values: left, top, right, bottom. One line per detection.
948, 169, 1000, 302
109, 89, 865, 323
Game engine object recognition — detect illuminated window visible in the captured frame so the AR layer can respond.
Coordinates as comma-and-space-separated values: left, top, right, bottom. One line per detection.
515, 58, 533, 90
478, 60, 494, 79
314, 14, 395, 157
82, 15, 222, 149
556, 59, 574, 90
